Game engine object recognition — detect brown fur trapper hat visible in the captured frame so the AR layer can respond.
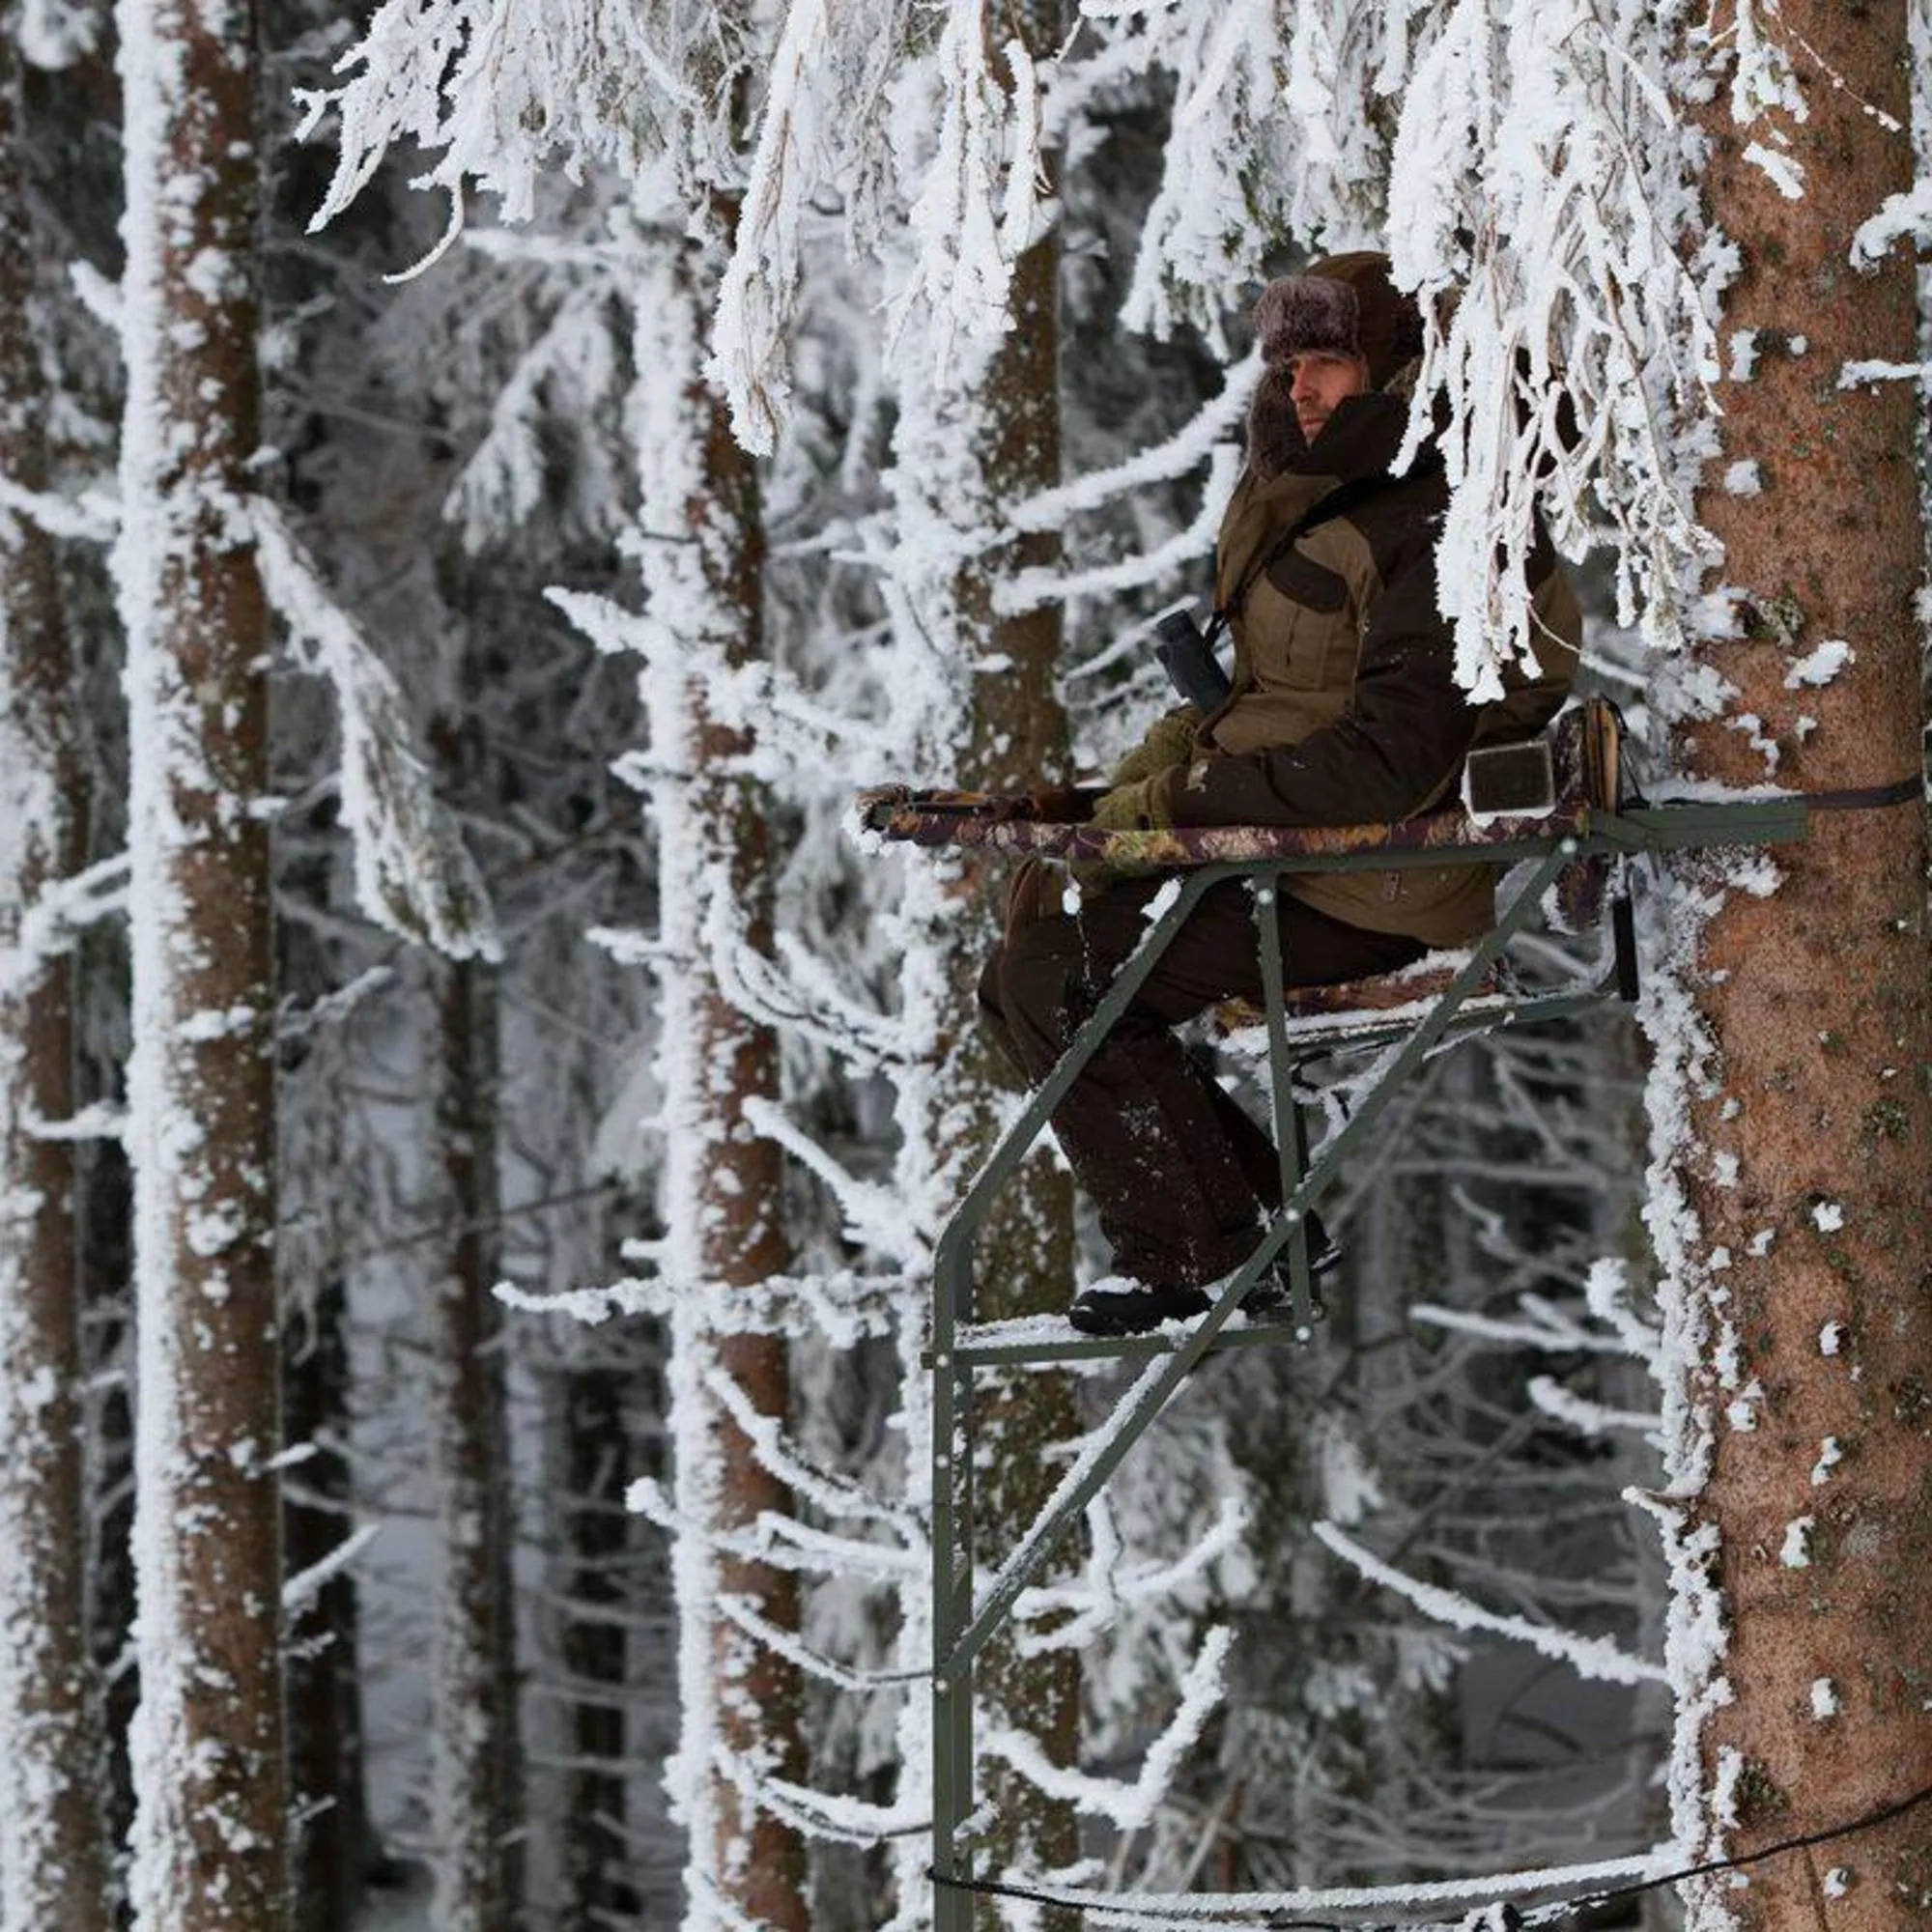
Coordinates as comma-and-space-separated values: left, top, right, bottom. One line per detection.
1253, 251, 1424, 391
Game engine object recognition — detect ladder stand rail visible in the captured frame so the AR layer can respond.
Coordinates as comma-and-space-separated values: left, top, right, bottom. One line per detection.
927, 803, 1670, 1344
884, 776, 1811, 1929
942, 836, 1578, 1681
928, 831, 1591, 1926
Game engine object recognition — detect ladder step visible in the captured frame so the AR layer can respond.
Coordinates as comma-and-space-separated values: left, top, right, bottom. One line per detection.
926, 1312, 1319, 1371
1213, 959, 1504, 1038
1219, 982, 1607, 1056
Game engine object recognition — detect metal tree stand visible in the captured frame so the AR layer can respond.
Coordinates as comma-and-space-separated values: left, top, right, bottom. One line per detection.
859, 700, 1808, 1929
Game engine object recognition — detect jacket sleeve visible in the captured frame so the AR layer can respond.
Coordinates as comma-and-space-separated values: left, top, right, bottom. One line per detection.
1161, 538, 1481, 830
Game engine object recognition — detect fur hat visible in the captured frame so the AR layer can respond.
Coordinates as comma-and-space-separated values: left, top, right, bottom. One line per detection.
1252, 251, 1423, 391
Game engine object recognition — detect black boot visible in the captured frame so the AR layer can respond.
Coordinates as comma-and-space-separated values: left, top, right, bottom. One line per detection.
1235, 1214, 1343, 1317
1066, 1218, 1342, 1337
1066, 1279, 1212, 1336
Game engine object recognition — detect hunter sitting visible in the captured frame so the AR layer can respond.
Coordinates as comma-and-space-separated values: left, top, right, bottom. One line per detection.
979, 251, 1579, 1337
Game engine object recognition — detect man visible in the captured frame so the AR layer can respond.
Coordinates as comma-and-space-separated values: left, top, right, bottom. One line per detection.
979, 252, 1579, 1337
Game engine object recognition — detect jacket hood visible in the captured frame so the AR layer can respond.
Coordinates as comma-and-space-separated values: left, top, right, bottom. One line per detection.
1248, 378, 1437, 492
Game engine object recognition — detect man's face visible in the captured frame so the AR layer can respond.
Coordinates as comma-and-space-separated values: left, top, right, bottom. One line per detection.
1287, 350, 1371, 441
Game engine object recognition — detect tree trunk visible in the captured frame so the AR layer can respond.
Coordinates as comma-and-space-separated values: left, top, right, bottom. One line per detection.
284, 1274, 373, 1932
0, 25, 112, 1931
276, 815, 373, 1932
555, 1357, 647, 1929
428, 945, 525, 1931
915, 12, 1083, 1918
114, 0, 288, 1922
880, 3, 1083, 1901
637, 227, 810, 1932
947, 201, 1085, 1932
1658, 7, 1932, 1925
83, 1137, 139, 1929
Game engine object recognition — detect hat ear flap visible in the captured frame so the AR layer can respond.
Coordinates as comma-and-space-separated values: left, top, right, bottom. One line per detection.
1244, 363, 1306, 482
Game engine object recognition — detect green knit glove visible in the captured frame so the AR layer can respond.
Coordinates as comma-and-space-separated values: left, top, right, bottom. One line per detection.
1088, 774, 1175, 834
1105, 707, 1198, 788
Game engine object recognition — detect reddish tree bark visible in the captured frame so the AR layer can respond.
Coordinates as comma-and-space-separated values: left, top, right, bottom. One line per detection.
1662, 8, 1932, 1927
115, 0, 288, 1922
639, 224, 810, 1932
0, 22, 111, 1931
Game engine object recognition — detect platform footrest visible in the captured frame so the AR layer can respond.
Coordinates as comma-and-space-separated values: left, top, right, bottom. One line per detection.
1213, 952, 1503, 1037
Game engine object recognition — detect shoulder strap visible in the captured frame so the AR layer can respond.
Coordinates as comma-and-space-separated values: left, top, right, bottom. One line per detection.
1204, 471, 1391, 651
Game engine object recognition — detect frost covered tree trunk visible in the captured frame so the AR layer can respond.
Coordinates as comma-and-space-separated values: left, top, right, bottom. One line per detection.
114, 0, 288, 1922
0, 24, 111, 1930
283, 1274, 371, 1932
428, 934, 525, 1932
636, 229, 809, 1932
897, 6, 1082, 1907
276, 837, 372, 1932
1652, 7, 1932, 1924
556, 1357, 647, 1928
958, 136, 1083, 1932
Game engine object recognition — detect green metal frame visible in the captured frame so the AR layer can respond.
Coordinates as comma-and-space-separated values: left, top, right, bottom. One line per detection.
926, 794, 1808, 1929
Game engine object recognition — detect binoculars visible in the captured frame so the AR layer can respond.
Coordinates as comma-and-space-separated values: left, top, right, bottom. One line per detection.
1152, 609, 1233, 715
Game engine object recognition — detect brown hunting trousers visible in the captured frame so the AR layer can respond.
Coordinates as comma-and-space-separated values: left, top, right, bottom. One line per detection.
979, 867, 1423, 1292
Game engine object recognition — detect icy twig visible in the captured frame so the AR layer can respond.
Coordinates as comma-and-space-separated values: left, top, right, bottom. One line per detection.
1012, 1497, 1246, 1654
282, 1522, 381, 1612
981, 1627, 1233, 1832
0, 851, 130, 998
715, 1593, 928, 1694
1527, 1375, 1661, 1439
253, 497, 499, 960
0, 471, 117, 542
1314, 1521, 1664, 1685
701, 1362, 917, 1532
740, 1096, 931, 1267
494, 1268, 914, 1346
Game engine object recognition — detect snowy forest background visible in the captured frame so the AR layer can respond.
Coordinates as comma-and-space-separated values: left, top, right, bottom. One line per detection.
1, 2, 1928, 1931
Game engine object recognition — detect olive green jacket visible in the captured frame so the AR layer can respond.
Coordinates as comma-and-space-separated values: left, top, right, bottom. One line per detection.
1154, 389, 1578, 947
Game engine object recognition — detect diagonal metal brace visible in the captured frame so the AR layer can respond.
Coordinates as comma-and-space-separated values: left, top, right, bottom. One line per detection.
941, 838, 1578, 1678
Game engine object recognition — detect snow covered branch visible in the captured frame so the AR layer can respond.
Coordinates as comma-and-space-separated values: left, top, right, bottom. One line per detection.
1313, 1522, 1665, 1686
296, 0, 698, 261
739, 1095, 930, 1266
0, 471, 116, 543
707, 0, 832, 453
628, 1477, 922, 1581
1012, 1496, 1246, 1656
981, 1626, 1233, 1833
883, 17, 1046, 381
445, 281, 622, 551
698, 890, 912, 1072
0, 851, 128, 1001
713, 1752, 928, 1848
253, 499, 501, 961
495, 1268, 915, 1345
15, 0, 99, 69
1388, 0, 1726, 687
701, 1360, 917, 1532
282, 1522, 382, 1613
715, 1593, 926, 1695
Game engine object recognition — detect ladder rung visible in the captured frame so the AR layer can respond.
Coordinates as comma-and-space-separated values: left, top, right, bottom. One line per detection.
925, 1312, 1321, 1371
